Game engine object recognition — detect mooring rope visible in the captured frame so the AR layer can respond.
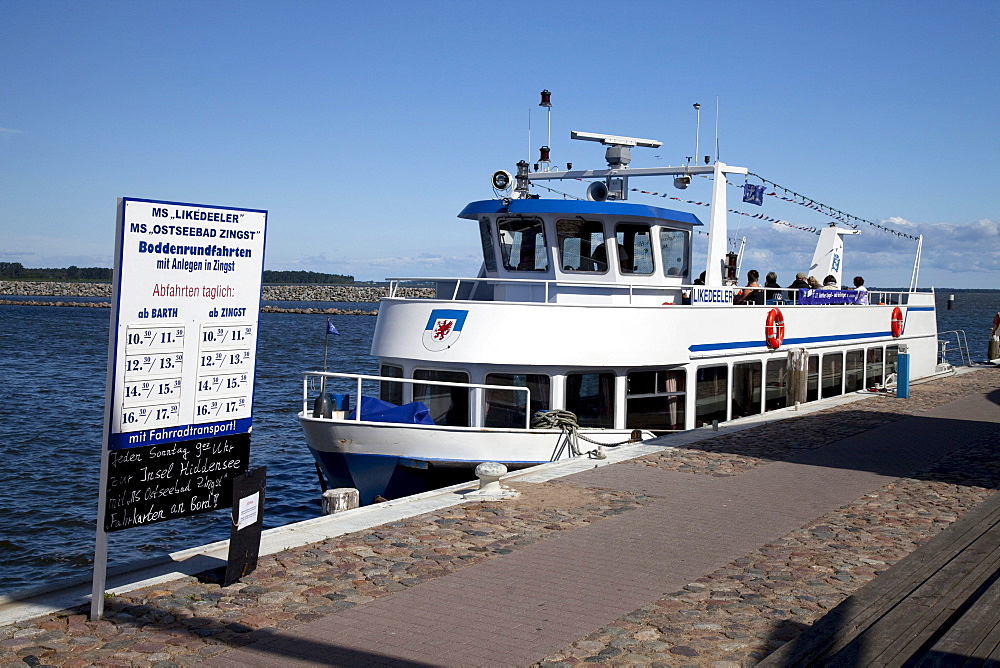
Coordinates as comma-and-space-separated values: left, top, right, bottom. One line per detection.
530, 409, 638, 459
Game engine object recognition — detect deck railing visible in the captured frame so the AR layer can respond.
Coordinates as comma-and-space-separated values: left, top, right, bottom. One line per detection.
302, 371, 532, 429
386, 277, 923, 307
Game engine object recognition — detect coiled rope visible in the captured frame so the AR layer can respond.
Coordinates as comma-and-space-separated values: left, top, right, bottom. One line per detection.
531, 410, 635, 459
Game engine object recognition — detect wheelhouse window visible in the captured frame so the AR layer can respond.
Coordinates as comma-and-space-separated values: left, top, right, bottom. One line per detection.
765, 359, 788, 411
695, 365, 728, 427
484, 373, 550, 428
822, 353, 843, 398
413, 369, 469, 426
626, 369, 685, 431
731, 361, 762, 419
556, 219, 607, 272
380, 364, 404, 406
845, 350, 865, 392
478, 217, 497, 272
565, 372, 614, 428
498, 217, 548, 272
659, 228, 690, 278
615, 223, 654, 274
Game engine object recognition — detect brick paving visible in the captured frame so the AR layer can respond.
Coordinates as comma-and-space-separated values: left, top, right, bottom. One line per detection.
1, 367, 998, 667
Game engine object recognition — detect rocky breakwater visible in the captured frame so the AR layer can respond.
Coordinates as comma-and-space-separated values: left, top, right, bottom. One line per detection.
0, 281, 434, 314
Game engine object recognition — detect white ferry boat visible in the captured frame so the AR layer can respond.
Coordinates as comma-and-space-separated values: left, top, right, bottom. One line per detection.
298, 127, 942, 504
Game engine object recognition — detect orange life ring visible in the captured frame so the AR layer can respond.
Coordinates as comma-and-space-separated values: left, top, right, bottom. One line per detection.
765, 308, 785, 349
890, 306, 904, 338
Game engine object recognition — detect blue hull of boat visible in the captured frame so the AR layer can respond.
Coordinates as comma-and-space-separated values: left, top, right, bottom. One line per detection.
307, 447, 475, 505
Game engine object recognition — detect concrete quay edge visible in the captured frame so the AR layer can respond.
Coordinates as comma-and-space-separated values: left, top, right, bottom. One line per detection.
0, 367, 971, 628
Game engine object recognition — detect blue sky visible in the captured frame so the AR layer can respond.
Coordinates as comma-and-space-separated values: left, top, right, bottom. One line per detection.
1, 0, 997, 289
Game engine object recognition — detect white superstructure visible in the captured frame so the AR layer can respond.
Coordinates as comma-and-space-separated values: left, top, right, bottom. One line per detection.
298, 128, 941, 504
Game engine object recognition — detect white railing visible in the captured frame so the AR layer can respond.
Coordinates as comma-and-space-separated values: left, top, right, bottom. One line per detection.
302, 371, 532, 429
938, 330, 972, 367
386, 277, 924, 307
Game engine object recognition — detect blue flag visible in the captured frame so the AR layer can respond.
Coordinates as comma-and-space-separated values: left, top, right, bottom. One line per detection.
327, 320, 340, 336
743, 182, 765, 206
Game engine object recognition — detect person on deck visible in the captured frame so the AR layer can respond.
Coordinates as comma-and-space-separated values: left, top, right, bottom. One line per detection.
787, 272, 810, 301
807, 276, 822, 289
764, 271, 781, 302
734, 269, 764, 305
823, 274, 839, 287
853, 275, 869, 304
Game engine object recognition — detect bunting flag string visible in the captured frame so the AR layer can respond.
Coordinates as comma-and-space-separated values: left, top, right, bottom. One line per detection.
628, 187, 821, 235
529, 174, 916, 241
742, 172, 920, 241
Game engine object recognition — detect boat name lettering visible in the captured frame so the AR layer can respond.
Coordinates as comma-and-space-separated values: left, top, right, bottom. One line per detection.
691, 287, 735, 305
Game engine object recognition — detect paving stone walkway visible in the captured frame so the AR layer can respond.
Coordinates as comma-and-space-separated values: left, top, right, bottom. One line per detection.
1, 368, 998, 667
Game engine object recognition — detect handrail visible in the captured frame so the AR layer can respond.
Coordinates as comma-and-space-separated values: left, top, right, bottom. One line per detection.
938, 329, 972, 367
386, 277, 924, 306
302, 371, 532, 429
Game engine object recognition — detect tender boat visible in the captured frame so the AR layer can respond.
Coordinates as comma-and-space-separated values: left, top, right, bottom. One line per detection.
298, 124, 943, 504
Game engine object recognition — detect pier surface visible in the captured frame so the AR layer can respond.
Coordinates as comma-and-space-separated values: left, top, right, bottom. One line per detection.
2, 367, 998, 666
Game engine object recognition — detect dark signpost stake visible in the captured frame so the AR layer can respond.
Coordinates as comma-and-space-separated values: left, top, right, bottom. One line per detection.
225, 466, 267, 586
92, 198, 267, 620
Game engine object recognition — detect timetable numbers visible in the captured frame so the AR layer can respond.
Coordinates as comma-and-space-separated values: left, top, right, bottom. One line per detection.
122, 378, 183, 406
119, 402, 180, 432
124, 352, 185, 378
198, 350, 252, 373
124, 326, 185, 352
194, 395, 250, 423
200, 323, 255, 350
196, 373, 250, 397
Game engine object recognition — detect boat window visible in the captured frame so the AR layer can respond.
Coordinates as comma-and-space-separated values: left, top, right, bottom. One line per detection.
478, 217, 497, 273
565, 372, 614, 428
807, 355, 819, 402
659, 229, 690, 278
498, 217, 548, 272
484, 373, 550, 428
731, 361, 763, 419
822, 352, 843, 398
845, 350, 865, 392
867, 347, 884, 388
626, 369, 685, 431
615, 223, 654, 275
380, 364, 404, 406
765, 359, 788, 411
695, 365, 728, 427
413, 369, 469, 426
885, 345, 899, 380
556, 219, 606, 272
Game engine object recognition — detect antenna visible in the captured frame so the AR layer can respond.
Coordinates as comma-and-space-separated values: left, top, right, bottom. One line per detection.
714, 96, 720, 162
693, 103, 701, 168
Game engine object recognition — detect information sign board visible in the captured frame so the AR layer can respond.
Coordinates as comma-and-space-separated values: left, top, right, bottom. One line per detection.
92, 198, 266, 618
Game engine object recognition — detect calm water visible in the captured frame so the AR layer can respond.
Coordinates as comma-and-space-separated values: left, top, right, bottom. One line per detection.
0, 291, 996, 594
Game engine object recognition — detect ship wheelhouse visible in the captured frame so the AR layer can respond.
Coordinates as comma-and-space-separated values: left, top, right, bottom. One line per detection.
459, 198, 701, 304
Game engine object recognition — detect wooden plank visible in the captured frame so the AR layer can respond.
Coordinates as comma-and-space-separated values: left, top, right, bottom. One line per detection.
922, 575, 1000, 664
835, 530, 1000, 665
759, 493, 1000, 666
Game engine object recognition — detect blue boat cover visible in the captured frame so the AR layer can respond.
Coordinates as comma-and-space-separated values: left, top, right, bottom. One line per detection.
348, 395, 435, 425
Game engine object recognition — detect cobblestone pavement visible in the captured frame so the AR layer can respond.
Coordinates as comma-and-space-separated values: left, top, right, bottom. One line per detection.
1, 368, 998, 667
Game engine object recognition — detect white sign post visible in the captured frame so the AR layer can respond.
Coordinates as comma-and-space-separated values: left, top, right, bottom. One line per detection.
92, 198, 267, 620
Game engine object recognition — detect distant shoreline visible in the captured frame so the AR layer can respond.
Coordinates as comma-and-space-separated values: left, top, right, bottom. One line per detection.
0, 281, 434, 314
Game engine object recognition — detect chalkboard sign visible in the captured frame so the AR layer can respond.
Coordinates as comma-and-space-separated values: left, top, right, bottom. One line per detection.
104, 433, 250, 532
